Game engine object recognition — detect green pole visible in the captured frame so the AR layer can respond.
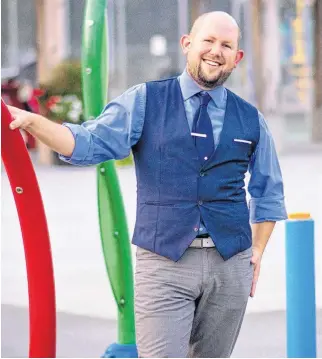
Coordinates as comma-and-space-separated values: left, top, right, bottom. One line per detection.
82, 0, 136, 346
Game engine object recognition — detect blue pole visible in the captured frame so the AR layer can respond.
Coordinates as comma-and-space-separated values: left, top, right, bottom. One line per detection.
285, 214, 316, 358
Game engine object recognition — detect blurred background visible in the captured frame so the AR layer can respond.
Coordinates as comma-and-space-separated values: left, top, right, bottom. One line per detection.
1, 0, 322, 357
1, 0, 322, 152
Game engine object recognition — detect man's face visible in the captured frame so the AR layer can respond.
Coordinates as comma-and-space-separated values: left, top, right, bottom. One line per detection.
181, 17, 244, 89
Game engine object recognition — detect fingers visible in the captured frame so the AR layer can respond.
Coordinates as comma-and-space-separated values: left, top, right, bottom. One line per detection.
250, 262, 260, 297
250, 280, 257, 297
250, 253, 259, 265
9, 116, 24, 130
6, 106, 30, 130
250, 250, 261, 264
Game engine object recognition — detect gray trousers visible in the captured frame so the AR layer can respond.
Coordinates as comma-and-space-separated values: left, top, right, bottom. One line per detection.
135, 246, 253, 358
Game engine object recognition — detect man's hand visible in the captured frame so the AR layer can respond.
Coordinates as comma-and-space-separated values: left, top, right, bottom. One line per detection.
250, 221, 276, 298
250, 247, 262, 297
6, 104, 75, 157
7, 105, 34, 130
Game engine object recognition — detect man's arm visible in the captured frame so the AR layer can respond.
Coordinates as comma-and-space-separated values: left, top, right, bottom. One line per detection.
251, 221, 275, 254
249, 221, 275, 297
8, 83, 146, 166
8, 106, 75, 157
248, 112, 288, 297
248, 112, 288, 249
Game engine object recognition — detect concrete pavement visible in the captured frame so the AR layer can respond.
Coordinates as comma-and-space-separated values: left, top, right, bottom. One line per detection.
2, 304, 321, 358
1, 150, 322, 357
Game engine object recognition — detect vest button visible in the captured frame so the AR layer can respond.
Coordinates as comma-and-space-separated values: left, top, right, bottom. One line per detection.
194, 227, 198, 232
198, 200, 203, 205
200, 172, 205, 177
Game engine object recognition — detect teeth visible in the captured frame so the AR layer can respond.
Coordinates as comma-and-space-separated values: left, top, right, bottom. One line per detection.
204, 60, 220, 67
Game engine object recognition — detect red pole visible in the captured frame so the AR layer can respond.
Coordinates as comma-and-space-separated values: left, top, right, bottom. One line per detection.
1, 99, 56, 358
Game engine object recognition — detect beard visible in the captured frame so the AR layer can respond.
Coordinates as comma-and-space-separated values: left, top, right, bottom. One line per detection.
187, 61, 233, 89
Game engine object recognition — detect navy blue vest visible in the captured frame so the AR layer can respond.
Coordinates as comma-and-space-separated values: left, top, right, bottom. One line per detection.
132, 78, 260, 261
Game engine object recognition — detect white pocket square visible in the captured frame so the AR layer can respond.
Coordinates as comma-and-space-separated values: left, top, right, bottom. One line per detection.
234, 139, 252, 144
191, 132, 207, 138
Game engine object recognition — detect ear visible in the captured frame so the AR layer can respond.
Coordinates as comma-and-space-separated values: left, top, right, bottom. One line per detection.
180, 34, 192, 55
234, 50, 244, 67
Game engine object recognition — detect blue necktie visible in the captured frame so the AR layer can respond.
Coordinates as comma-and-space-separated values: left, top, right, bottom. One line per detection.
192, 92, 214, 163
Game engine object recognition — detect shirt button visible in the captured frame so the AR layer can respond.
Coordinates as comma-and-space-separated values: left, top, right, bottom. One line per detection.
200, 227, 204, 231
204, 157, 208, 160
198, 200, 203, 205
194, 227, 198, 232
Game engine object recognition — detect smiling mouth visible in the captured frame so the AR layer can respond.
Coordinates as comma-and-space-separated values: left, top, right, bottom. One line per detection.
203, 59, 223, 67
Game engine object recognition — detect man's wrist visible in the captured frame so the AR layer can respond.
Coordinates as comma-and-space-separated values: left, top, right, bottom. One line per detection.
252, 243, 264, 256
27, 113, 45, 131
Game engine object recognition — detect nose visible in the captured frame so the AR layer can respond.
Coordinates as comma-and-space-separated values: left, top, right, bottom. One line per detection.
209, 42, 222, 57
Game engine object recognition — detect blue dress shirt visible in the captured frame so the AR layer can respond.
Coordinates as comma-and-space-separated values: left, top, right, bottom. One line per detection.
60, 70, 287, 224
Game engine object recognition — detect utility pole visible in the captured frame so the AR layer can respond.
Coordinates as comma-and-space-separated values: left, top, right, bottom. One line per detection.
312, 0, 322, 143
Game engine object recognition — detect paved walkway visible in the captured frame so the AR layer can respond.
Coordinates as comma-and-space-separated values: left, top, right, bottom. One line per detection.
2, 304, 321, 358
1, 151, 322, 357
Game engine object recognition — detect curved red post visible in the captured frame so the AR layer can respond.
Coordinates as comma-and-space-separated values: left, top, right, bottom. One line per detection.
1, 99, 56, 358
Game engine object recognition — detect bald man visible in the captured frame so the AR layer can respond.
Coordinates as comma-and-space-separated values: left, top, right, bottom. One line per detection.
8, 11, 287, 358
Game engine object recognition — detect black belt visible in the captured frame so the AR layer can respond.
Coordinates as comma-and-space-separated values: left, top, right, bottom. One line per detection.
196, 234, 210, 238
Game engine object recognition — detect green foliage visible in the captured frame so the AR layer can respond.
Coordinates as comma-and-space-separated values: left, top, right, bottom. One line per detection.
39, 61, 84, 125
40, 61, 83, 98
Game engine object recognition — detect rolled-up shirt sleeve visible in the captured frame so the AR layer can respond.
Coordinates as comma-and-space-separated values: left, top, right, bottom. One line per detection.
59, 83, 146, 165
248, 112, 288, 223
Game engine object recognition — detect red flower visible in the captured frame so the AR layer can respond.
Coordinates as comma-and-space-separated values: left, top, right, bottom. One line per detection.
46, 96, 62, 110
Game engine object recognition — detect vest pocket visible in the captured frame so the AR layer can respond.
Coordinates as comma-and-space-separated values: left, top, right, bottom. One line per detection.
143, 201, 175, 207
231, 141, 252, 158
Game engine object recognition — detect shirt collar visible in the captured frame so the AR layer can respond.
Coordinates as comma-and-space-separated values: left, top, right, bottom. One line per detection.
178, 68, 225, 107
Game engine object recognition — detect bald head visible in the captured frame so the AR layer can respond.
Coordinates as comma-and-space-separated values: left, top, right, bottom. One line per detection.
190, 12, 241, 47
